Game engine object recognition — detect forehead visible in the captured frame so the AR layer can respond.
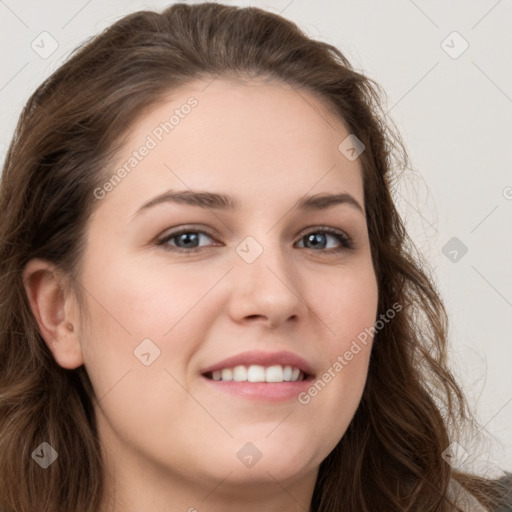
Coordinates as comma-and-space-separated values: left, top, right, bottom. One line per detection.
97, 76, 364, 215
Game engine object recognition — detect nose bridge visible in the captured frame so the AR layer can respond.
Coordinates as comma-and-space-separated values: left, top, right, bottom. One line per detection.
235, 230, 289, 281
229, 230, 304, 326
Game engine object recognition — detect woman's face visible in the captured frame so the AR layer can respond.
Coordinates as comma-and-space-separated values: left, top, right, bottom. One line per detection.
77, 77, 378, 498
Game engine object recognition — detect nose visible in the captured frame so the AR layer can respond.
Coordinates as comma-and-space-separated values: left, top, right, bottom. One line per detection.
226, 236, 306, 329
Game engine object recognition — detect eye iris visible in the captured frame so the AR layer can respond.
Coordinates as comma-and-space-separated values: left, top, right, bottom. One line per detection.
176, 232, 199, 248
305, 233, 326, 249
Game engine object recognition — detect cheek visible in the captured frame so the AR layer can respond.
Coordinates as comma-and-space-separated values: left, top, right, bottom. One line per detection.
316, 258, 379, 343
78, 252, 210, 347
76, 253, 225, 402
298, 262, 378, 437
76, 263, 203, 453
298, 336, 373, 460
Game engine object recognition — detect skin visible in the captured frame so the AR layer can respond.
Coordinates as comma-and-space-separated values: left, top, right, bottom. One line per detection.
24, 77, 379, 512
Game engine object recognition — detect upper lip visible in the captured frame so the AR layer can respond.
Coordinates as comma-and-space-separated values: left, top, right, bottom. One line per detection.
201, 350, 315, 377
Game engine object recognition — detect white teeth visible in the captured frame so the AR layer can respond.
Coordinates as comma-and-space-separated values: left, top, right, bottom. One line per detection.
265, 365, 283, 382
221, 368, 233, 381
208, 364, 305, 383
232, 365, 248, 382
247, 365, 266, 382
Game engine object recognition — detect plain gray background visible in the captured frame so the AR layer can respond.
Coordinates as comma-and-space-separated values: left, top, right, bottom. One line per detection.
1, 0, 511, 474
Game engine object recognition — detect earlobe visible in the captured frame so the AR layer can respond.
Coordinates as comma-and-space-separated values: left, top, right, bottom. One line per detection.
22, 259, 84, 369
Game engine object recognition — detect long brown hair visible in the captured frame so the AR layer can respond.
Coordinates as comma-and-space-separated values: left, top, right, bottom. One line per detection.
0, 3, 506, 511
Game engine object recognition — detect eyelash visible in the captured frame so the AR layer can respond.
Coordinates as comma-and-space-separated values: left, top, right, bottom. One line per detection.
156, 226, 354, 254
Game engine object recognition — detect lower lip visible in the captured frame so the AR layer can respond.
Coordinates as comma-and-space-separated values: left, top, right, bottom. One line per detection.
201, 375, 313, 401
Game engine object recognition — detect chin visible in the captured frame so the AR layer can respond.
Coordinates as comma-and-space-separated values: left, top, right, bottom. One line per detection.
199, 431, 326, 484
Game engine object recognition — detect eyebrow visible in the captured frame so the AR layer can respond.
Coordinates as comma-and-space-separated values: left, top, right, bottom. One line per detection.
133, 189, 365, 217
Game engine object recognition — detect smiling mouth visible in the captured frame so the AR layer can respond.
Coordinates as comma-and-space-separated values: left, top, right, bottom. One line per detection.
203, 364, 310, 383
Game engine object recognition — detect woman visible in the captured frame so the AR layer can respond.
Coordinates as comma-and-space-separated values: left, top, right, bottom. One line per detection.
0, 3, 509, 511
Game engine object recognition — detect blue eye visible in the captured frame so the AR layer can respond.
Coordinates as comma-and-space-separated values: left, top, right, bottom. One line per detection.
157, 229, 217, 251
156, 226, 354, 253
296, 228, 354, 252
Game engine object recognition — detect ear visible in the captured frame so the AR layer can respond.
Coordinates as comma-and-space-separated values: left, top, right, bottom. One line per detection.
22, 259, 84, 369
